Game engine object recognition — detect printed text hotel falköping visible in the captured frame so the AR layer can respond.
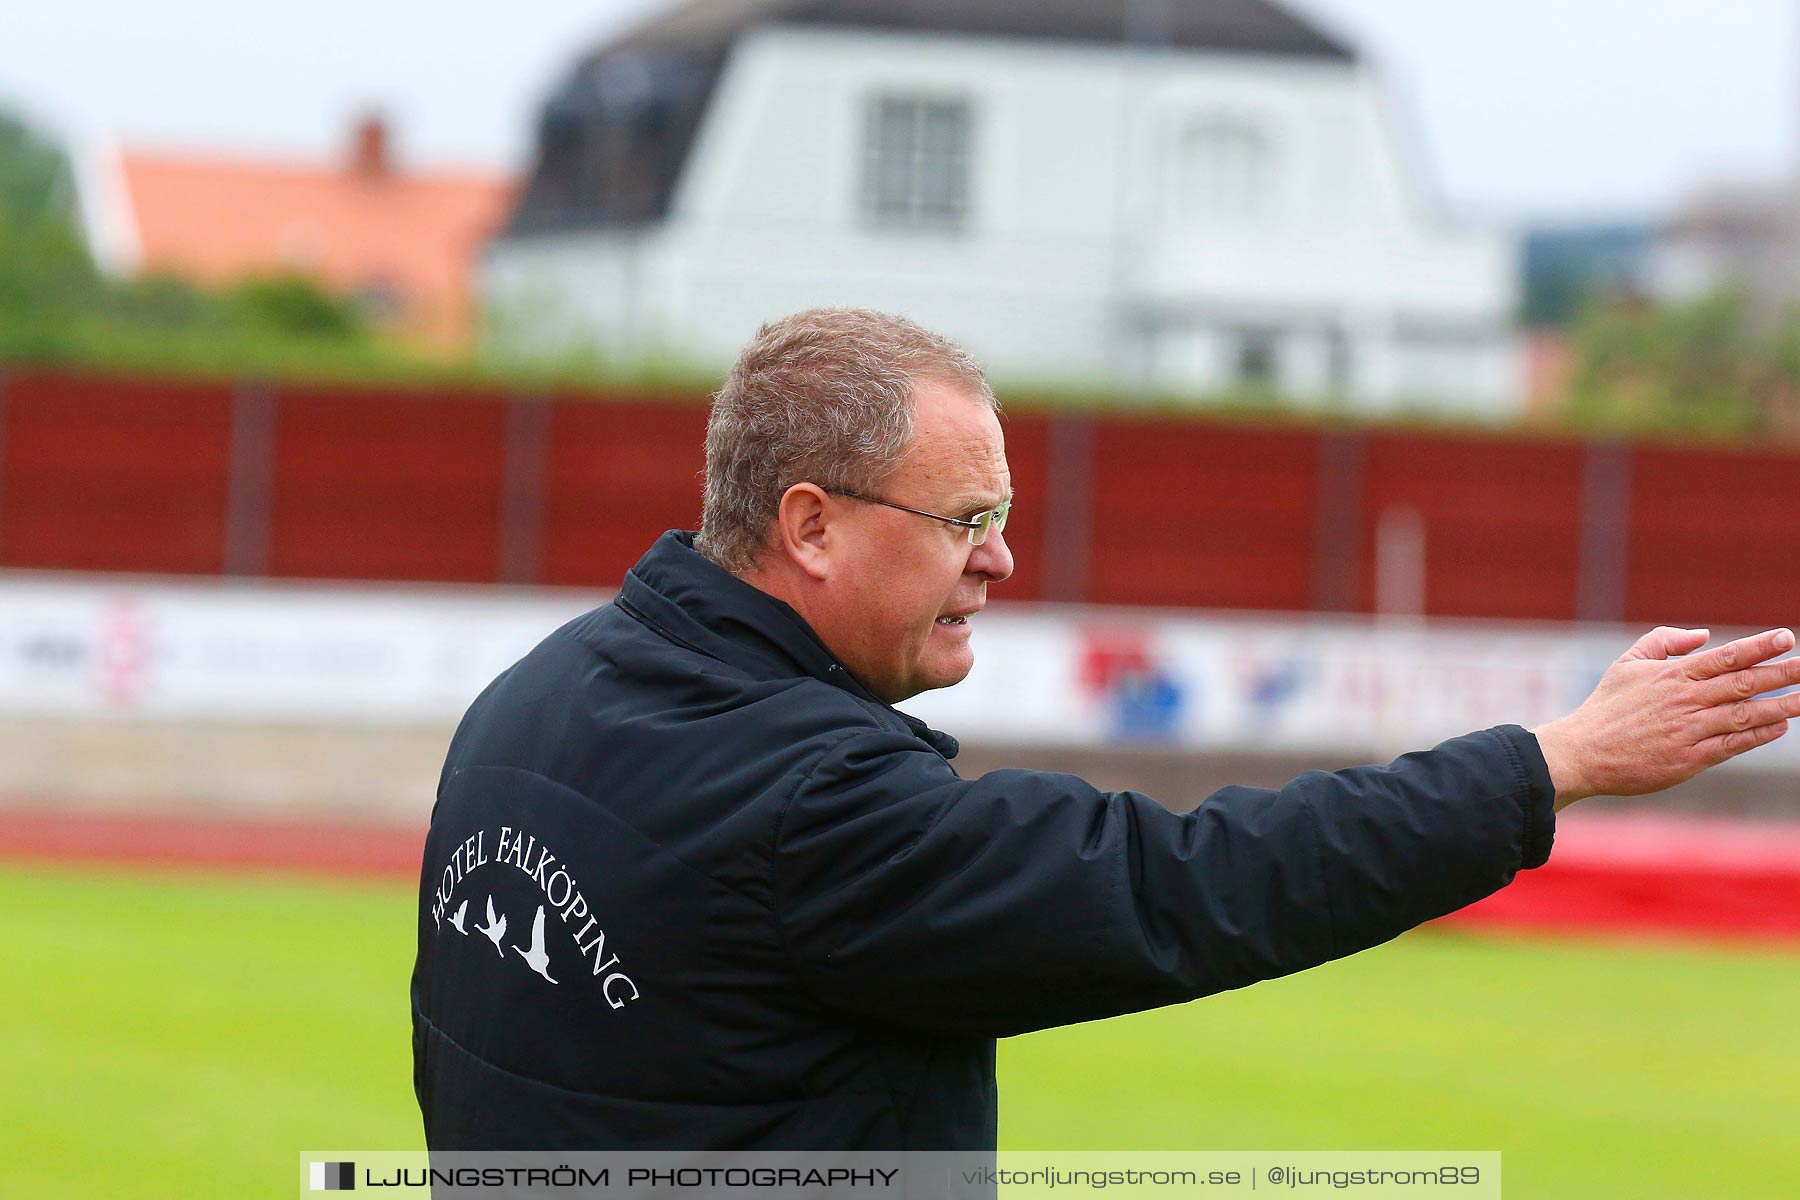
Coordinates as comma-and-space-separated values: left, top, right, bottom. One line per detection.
429, 826, 640, 1009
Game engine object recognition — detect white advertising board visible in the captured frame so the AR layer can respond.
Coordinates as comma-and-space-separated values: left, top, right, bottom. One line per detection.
0, 576, 598, 725
4, 572, 1795, 771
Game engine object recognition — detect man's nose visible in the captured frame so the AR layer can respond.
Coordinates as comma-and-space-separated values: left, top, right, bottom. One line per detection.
969, 526, 1014, 583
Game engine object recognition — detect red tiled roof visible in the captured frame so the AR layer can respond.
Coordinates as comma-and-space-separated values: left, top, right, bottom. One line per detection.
117, 141, 516, 350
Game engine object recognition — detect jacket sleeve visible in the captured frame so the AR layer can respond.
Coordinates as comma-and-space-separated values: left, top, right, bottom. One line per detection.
771, 724, 1554, 1037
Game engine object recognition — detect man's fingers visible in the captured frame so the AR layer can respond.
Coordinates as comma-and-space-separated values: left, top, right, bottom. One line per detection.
1624, 626, 1709, 662
1697, 691, 1800, 738
1681, 628, 1796, 680
1694, 656, 1800, 705
1695, 717, 1790, 766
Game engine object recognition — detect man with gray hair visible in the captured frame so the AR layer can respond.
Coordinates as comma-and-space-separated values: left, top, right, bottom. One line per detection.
412, 308, 1800, 1151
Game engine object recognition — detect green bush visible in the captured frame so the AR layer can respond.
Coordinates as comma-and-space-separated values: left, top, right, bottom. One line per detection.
0, 108, 416, 380
1564, 291, 1791, 438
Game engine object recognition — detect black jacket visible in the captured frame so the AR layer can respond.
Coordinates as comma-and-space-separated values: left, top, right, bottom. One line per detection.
411, 531, 1555, 1150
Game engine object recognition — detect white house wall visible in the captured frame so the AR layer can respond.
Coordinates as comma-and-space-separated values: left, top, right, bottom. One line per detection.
73, 137, 142, 276
483, 228, 677, 358
486, 26, 1518, 414
663, 28, 1131, 378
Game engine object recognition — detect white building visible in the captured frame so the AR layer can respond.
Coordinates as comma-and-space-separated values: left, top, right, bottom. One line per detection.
485, 0, 1520, 416
1648, 182, 1800, 313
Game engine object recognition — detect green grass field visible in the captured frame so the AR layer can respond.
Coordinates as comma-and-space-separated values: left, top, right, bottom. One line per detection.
2, 861, 1795, 1199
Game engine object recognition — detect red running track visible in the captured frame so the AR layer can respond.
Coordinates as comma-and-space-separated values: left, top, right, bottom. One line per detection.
3, 806, 1798, 943
0, 807, 426, 880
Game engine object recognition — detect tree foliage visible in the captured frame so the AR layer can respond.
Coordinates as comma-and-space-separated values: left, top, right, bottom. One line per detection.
0, 107, 399, 375
1565, 292, 1800, 439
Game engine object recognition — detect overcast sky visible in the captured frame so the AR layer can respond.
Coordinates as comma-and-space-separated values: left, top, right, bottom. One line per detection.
3, 0, 1794, 224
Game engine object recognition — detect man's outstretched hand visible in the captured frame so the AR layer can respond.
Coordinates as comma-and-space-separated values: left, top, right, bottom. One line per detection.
1532, 626, 1800, 811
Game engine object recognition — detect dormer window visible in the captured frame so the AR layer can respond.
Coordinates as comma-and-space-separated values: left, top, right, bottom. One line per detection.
1170, 116, 1273, 224
862, 95, 973, 231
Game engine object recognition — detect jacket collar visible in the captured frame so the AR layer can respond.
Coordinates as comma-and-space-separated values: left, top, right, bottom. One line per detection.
617, 531, 959, 759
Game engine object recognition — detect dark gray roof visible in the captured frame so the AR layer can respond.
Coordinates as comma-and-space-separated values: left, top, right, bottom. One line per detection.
504, 0, 1354, 237
602, 0, 1354, 60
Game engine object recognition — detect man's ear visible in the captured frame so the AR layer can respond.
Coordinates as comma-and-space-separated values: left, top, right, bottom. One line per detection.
772, 483, 833, 581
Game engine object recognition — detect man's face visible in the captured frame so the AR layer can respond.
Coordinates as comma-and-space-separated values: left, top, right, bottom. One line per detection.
826, 381, 1014, 703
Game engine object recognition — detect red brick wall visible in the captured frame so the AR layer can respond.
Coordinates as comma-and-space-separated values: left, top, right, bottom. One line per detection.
541, 399, 707, 587
5, 369, 1798, 630
1086, 421, 1318, 611
1358, 434, 1585, 620
1, 372, 232, 574
1626, 446, 1800, 628
268, 386, 508, 582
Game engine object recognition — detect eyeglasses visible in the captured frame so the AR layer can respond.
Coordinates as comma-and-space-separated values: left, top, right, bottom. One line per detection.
825, 488, 1012, 546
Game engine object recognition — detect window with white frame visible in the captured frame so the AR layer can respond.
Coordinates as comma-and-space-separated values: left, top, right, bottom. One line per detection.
862, 95, 973, 231
1169, 116, 1273, 224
